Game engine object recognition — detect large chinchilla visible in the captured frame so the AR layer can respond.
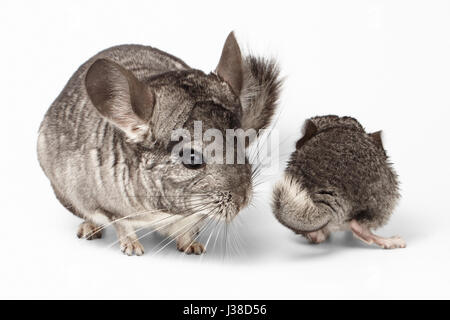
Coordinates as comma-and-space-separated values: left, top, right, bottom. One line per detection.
37, 32, 282, 256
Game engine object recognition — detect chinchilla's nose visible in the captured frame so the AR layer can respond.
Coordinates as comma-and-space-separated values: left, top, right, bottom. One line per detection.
230, 191, 248, 210
222, 163, 252, 210
231, 167, 252, 209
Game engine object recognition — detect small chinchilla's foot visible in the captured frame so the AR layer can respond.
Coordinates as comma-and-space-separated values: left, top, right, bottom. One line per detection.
373, 236, 406, 249
119, 238, 145, 256
77, 221, 103, 240
177, 240, 206, 255
305, 228, 330, 244
350, 220, 406, 249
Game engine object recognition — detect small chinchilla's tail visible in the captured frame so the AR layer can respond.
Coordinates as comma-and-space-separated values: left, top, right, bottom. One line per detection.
240, 55, 283, 131
272, 174, 332, 233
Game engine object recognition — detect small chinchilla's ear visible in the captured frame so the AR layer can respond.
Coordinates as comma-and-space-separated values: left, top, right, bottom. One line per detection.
369, 131, 384, 149
216, 32, 244, 95
85, 59, 155, 143
296, 120, 317, 150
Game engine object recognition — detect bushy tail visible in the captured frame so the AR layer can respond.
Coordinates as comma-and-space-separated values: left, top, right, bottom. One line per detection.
272, 175, 332, 233
240, 55, 283, 131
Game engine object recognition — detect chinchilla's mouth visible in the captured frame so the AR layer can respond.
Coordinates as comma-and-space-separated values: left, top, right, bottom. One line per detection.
213, 204, 239, 223
184, 189, 249, 223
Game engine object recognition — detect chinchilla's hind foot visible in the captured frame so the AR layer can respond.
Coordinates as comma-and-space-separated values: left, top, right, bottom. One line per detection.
350, 220, 406, 249
77, 221, 103, 240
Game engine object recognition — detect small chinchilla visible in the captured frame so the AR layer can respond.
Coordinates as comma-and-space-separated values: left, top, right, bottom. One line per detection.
38, 32, 282, 256
272, 115, 406, 249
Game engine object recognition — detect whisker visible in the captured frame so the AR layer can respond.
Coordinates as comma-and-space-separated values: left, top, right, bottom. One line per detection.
152, 207, 217, 256
83, 210, 158, 239
212, 209, 227, 255
107, 201, 214, 249
179, 206, 221, 257
201, 208, 226, 258
229, 220, 244, 258
223, 218, 229, 260
151, 216, 204, 255
84, 196, 208, 239
129, 201, 215, 247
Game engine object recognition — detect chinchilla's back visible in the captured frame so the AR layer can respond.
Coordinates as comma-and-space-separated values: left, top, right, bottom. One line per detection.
38, 45, 189, 176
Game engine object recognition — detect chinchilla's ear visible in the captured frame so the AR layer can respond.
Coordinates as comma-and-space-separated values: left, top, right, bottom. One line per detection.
216, 32, 244, 96
240, 55, 282, 132
296, 120, 317, 150
216, 32, 282, 133
369, 131, 384, 150
85, 59, 155, 143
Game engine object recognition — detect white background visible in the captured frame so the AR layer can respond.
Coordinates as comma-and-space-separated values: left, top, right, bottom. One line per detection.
1, 0, 449, 299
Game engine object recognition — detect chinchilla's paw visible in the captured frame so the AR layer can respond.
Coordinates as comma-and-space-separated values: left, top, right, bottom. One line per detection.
177, 241, 206, 255
119, 238, 145, 256
377, 236, 407, 249
77, 221, 102, 240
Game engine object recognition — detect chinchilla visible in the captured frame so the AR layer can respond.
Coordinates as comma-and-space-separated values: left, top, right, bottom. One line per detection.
38, 32, 282, 256
272, 115, 406, 249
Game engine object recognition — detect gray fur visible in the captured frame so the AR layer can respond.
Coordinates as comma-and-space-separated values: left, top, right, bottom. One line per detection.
37, 33, 282, 255
272, 115, 400, 236
241, 55, 282, 131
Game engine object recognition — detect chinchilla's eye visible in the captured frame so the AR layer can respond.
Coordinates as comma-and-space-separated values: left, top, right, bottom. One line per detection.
180, 148, 205, 170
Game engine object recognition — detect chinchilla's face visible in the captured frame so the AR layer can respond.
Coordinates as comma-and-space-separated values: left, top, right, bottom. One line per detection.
84, 33, 268, 222
138, 70, 252, 221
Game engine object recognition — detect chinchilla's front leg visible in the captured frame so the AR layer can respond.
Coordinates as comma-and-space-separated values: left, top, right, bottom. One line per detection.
160, 214, 206, 255
113, 220, 145, 256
